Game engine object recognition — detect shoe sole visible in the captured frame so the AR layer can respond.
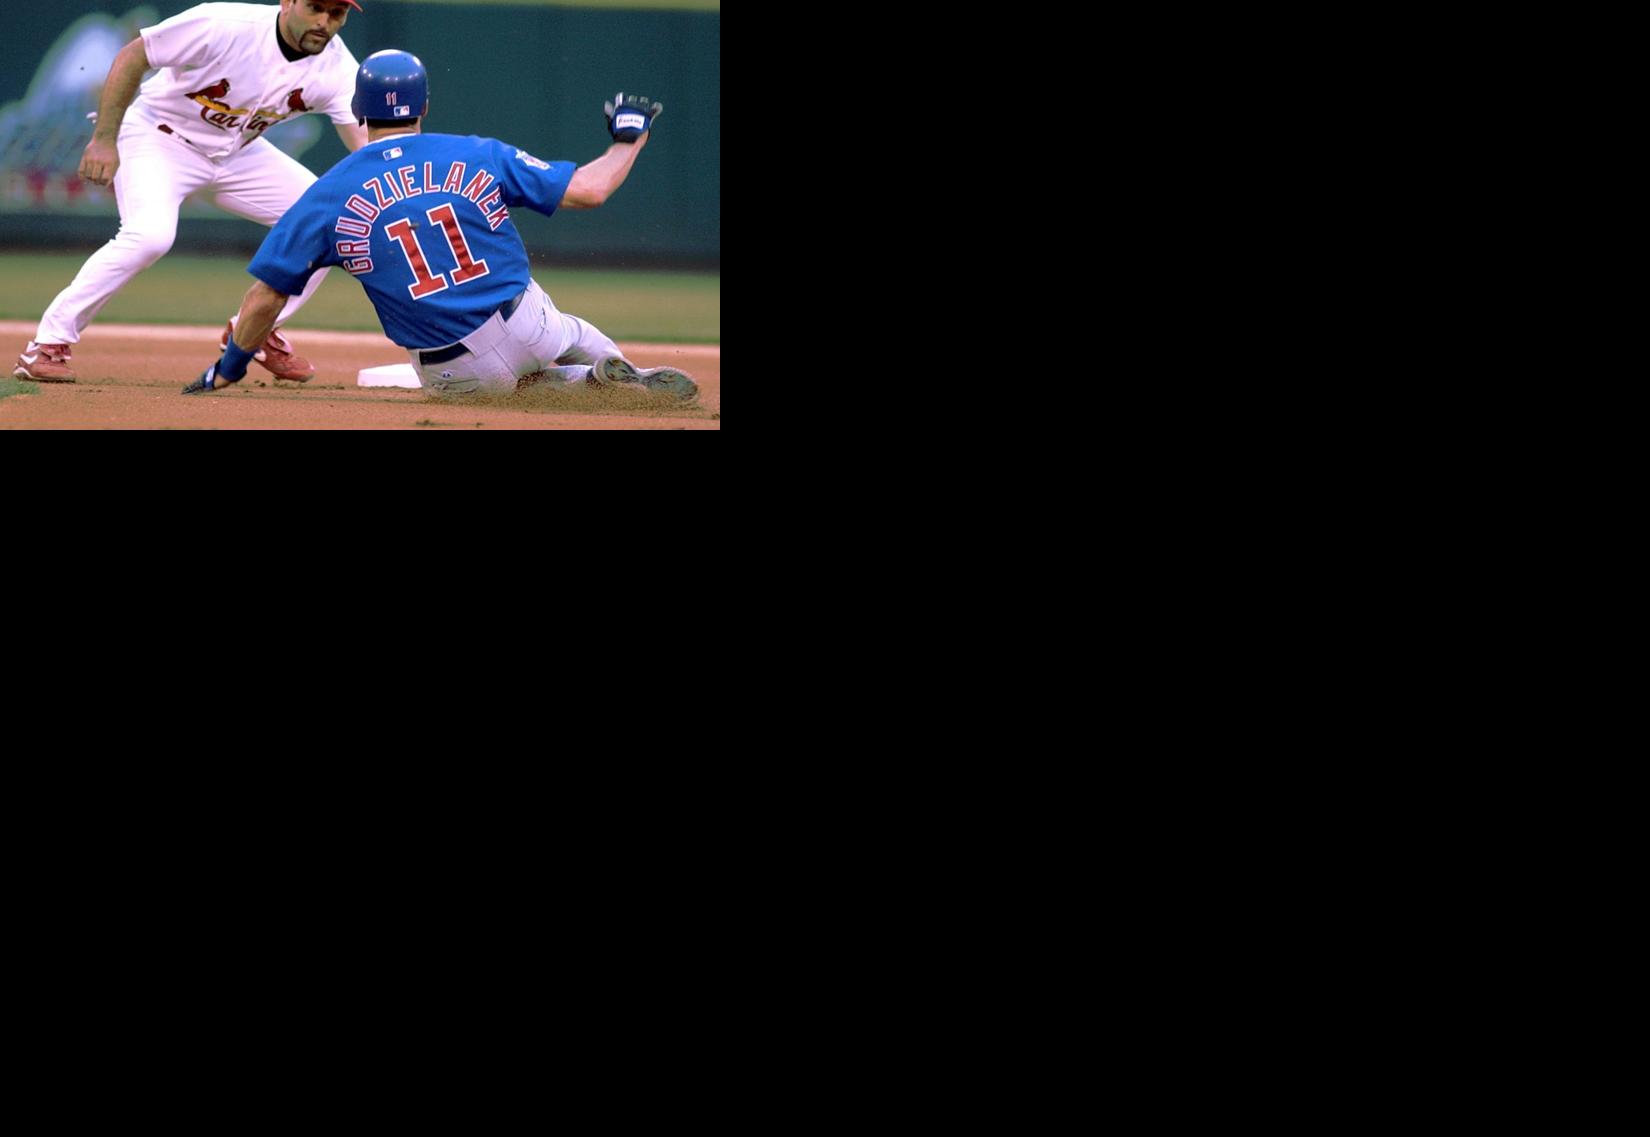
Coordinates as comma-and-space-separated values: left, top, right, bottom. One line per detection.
593, 357, 698, 400
13, 365, 76, 383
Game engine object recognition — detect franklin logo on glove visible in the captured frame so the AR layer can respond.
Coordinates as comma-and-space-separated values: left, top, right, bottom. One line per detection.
604, 92, 663, 143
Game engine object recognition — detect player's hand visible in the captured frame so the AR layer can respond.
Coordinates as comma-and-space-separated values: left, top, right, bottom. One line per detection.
604, 93, 662, 143
182, 360, 235, 395
79, 138, 120, 187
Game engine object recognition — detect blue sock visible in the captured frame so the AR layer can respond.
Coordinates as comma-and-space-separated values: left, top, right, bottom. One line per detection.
219, 338, 257, 382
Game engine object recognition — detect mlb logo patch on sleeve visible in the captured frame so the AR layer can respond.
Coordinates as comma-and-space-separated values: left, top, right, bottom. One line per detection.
515, 149, 550, 170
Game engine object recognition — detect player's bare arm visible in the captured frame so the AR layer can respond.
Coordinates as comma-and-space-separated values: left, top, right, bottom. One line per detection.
232, 282, 289, 355
562, 93, 662, 208
181, 281, 287, 393
79, 37, 151, 187
562, 134, 650, 210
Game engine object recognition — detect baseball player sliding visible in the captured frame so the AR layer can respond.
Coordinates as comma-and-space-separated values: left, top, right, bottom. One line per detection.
12, 1, 370, 385
182, 50, 695, 399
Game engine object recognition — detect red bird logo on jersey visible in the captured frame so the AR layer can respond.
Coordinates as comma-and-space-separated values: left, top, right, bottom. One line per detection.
184, 77, 250, 125
186, 78, 232, 105
238, 88, 316, 146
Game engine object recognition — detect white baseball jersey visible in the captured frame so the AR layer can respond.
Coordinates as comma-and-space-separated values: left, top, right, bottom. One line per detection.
134, 2, 359, 161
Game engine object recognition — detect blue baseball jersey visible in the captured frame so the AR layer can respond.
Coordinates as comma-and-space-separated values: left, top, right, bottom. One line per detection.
248, 132, 576, 349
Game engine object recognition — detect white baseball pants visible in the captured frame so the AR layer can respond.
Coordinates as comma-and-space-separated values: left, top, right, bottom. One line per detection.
411, 280, 622, 395
34, 109, 330, 346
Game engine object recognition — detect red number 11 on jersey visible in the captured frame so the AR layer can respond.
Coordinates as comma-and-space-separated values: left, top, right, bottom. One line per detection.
385, 204, 491, 300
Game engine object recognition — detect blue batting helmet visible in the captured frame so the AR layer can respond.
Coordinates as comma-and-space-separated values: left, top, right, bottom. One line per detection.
352, 50, 429, 124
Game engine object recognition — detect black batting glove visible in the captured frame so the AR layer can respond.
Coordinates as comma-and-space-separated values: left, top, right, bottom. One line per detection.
604, 92, 663, 143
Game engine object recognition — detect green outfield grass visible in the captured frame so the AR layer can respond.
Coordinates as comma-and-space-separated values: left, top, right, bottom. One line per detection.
0, 254, 720, 344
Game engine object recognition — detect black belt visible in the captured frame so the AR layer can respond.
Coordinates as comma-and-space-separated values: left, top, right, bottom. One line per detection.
419, 291, 526, 366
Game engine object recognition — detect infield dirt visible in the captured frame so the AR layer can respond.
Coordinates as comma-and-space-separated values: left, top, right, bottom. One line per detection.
0, 321, 720, 430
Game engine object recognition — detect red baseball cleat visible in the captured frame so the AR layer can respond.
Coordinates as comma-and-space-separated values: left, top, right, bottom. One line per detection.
220, 321, 315, 383
13, 340, 77, 383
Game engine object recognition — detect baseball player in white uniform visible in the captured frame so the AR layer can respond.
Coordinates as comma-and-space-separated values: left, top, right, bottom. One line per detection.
12, 0, 369, 384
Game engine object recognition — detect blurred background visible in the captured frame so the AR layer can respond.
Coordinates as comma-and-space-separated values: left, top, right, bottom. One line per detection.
0, 0, 719, 342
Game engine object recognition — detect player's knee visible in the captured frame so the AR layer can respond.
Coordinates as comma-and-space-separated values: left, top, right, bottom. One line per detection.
121, 226, 177, 266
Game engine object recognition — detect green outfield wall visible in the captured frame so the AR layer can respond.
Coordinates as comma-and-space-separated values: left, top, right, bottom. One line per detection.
0, 1, 719, 266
